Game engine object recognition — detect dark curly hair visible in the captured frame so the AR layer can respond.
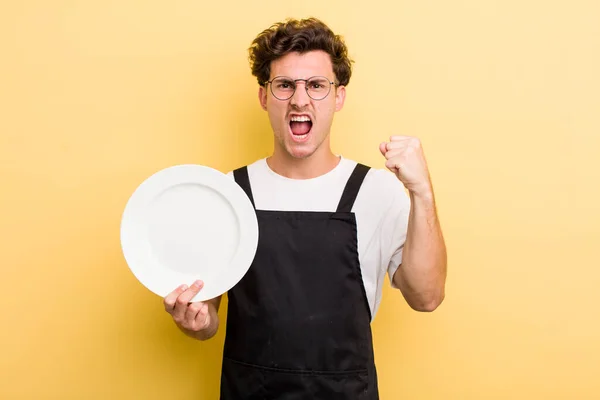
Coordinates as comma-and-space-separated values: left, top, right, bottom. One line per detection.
248, 18, 353, 87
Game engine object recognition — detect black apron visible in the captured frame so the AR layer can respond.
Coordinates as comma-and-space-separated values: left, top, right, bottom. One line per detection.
220, 163, 379, 399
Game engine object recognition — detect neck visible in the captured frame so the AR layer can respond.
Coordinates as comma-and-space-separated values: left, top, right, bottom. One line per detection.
268, 145, 340, 180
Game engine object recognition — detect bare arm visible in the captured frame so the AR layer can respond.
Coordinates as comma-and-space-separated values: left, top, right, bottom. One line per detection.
393, 190, 447, 311
380, 136, 447, 312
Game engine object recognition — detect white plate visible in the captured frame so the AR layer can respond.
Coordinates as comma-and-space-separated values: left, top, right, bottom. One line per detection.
120, 164, 258, 302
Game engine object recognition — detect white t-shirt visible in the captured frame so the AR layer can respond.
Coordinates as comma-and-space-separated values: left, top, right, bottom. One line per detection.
227, 156, 410, 320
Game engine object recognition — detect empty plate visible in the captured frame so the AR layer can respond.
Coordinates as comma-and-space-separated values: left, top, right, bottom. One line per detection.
120, 164, 258, 302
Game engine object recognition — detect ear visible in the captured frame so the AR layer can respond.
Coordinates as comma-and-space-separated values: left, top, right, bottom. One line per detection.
334, 85, 346, 112
258, 86, 268, 111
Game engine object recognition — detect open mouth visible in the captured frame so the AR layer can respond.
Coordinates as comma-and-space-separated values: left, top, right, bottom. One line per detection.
289, 115, 312, 142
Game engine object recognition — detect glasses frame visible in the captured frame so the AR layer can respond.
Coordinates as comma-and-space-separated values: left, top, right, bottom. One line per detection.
265, 76, 339, 101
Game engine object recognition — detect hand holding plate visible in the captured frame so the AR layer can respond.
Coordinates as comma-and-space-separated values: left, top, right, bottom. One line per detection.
164, 280, 216, 340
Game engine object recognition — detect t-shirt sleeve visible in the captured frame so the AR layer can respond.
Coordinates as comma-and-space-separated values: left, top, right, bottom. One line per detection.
381, 177, 411, 288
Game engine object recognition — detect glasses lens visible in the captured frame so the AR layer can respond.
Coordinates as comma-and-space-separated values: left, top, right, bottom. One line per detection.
271, 77, 295, 100
306, 77, 331, 100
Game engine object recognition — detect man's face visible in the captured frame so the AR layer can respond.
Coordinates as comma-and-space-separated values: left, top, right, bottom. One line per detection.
259, 50, 346, 160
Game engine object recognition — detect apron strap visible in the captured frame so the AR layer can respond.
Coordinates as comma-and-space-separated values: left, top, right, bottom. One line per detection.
233, 166, 255, 209
336, 163, 370, 213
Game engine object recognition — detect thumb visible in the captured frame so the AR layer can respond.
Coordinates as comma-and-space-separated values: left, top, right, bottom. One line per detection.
379, 142, 387, 157
196, 303, 211, 329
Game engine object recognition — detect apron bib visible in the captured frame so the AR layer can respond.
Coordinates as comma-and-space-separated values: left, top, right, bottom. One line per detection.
220, 164, 378, 399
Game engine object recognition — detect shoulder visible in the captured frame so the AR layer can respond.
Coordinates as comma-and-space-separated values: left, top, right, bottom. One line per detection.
225, 158, 266, 179
365, 166, 404, 189
355, 162, 410, 214
362, 163, 408, 198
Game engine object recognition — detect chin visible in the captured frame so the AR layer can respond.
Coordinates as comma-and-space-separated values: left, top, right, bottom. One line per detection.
286, 144, 317, 159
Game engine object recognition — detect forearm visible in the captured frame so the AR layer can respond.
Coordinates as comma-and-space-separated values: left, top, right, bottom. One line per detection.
394, 189, 447, 311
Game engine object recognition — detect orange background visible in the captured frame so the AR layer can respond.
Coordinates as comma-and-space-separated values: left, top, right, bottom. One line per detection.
1, 1, 599, 399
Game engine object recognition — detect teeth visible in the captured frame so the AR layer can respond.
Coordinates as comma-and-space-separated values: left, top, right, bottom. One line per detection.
290, 115, 311, 122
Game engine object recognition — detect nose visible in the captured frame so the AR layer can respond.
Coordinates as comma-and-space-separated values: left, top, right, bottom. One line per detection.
290, 81, 310, 108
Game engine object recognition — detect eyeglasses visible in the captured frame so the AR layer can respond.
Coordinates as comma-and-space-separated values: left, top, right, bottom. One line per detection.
265, 76, 338, 101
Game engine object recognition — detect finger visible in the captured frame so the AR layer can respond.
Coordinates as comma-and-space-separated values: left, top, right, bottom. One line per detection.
164, 284, 188, 313
383, 149, 404, 160
173, 280, 204, 321
385, 158, 402, 171
185, 301, 205, 326
194, 303, 210, 330
379, 142, 388, 157
385, 141, 409, 151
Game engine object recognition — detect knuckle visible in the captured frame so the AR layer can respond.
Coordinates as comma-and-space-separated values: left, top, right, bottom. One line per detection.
176, 296, 188, 305
164, 303, 174, 312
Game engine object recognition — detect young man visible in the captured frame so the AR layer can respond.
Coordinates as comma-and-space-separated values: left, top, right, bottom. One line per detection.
163, 18, 447, 399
